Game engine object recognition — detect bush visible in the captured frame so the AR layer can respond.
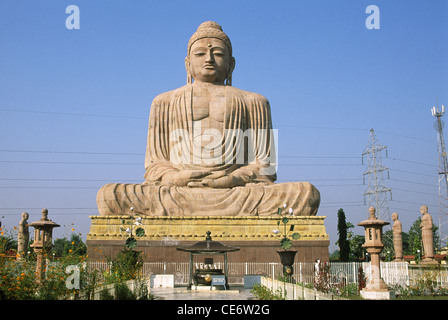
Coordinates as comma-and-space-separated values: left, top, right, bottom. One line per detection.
110, 250, 143, 282
0, 257, 38, 300
114, 282, 136, 300
99, 287, 114, 300
251, 283, 285, 300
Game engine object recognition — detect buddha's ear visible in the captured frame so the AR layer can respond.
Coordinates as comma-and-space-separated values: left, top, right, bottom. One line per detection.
230, 57, 236, 73
185, 56, 192, 84
226, 57, 236, 86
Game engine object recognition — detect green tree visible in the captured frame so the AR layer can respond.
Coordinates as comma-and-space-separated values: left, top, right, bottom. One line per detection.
350, 234, 366, 262
337, 208, 350, 262
53, 233, 87, 257
329, 250, 340, 261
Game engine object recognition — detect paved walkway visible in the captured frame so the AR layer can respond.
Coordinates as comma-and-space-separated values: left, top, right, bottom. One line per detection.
150, 286, 257, 300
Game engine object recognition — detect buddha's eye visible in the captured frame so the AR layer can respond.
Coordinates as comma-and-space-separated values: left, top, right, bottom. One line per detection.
193, 50, 206, 56
212, 49, 225, 56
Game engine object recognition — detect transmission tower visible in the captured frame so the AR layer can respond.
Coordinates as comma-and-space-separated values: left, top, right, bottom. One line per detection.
431, 104, 448, 249
362, 128, 392, 224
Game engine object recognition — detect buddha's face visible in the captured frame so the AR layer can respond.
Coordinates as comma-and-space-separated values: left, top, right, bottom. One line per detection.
187, 38, 234, 84
420, 205, 427, 215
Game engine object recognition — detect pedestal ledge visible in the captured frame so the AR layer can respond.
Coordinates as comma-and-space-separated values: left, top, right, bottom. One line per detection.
87, 215, 329, 242
360, 289, 396, 300
86, 215, 330, 263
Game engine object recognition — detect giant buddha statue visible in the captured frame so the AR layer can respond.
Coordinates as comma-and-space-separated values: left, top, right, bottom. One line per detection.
96, 21, 320, 217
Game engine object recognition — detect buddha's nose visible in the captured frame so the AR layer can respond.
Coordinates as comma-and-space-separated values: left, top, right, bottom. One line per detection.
205, 51, 214, 63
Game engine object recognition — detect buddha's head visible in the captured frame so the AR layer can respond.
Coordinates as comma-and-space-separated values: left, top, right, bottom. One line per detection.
420, 205, 428, 215
186, 21, 235, 85
392, 212, 398, 221
21, 211, 29, 221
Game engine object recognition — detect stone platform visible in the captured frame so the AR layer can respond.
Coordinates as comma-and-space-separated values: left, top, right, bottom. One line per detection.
86, 215, 329, 263
360, 289, 396, 300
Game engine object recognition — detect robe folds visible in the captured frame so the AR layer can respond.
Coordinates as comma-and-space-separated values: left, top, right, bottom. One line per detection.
96, 84, 320, 216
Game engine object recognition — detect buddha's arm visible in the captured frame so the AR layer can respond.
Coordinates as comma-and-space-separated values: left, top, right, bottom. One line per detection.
232, 94, 277, 184
144, 92, 214, 186
143, 95, 180, 183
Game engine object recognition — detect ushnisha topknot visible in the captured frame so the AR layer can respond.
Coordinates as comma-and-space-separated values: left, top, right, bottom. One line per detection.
187, 21, 232, 56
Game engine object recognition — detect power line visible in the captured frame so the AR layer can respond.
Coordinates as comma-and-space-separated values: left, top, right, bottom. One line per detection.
388, 168, 437, 178
0, 207, 96, 210
0, 186, 100, 189
0, 160, 142, 165
0, 160, 363, 167
0, 108, 147, 120
388, 157, 438, 168
0, 178, 141, 182
1, 107, 438, 144
390, 178, 436, 188
392, 188, 438, 197
0, 212, 95, 216
0, 149, 144, 156
0, 149, 439, 169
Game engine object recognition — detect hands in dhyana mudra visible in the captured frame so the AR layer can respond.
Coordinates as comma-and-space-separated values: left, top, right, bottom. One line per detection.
162, 169, 247, 188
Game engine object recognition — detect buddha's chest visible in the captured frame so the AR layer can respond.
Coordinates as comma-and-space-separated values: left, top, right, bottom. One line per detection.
190, 87, 228, 123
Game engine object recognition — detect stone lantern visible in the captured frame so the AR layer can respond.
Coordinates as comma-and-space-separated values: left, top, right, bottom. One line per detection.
29, 209, 60, 281
357, 207, 395, 300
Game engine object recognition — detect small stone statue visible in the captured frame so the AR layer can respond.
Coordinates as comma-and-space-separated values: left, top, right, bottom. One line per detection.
420, 205, 436, 263
17, 212, 30, 260
391, 212, 403, 261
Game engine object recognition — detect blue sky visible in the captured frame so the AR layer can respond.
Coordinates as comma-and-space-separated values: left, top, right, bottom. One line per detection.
0, 0, 447, 252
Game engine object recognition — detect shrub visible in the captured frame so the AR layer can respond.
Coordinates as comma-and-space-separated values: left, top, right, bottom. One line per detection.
251, 283, 285, 300
110, 250, 143, 282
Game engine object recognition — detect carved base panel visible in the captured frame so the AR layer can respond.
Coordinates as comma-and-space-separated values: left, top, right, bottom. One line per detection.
86, 215, 329, 263
360, 289, 396, 300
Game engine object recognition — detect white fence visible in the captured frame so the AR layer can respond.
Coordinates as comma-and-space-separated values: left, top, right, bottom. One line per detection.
87, 261, 444, 287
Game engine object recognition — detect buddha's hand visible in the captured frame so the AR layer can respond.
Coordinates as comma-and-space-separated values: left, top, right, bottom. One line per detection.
199, 172, 247, 188
162, 170, 211, 187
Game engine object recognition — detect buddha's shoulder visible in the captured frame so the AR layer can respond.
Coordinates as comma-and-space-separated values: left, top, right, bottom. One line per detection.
151, 85, 269, 105
151, 85, 189, 104
227, 86, 269, 104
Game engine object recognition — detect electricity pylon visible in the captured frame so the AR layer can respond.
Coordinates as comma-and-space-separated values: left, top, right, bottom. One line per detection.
362, 128, 392, 224
431, 104, 448, 249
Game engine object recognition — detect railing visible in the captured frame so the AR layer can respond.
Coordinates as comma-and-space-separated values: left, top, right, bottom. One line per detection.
87, 261, 438, 287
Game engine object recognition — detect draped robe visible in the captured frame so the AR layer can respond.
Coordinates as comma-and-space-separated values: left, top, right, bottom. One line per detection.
96, 84, 320, 216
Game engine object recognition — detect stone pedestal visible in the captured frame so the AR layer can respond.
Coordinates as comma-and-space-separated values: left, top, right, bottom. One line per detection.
360, 289, 396, 300
421, 258, 438, 265
86, 215, 329, 263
